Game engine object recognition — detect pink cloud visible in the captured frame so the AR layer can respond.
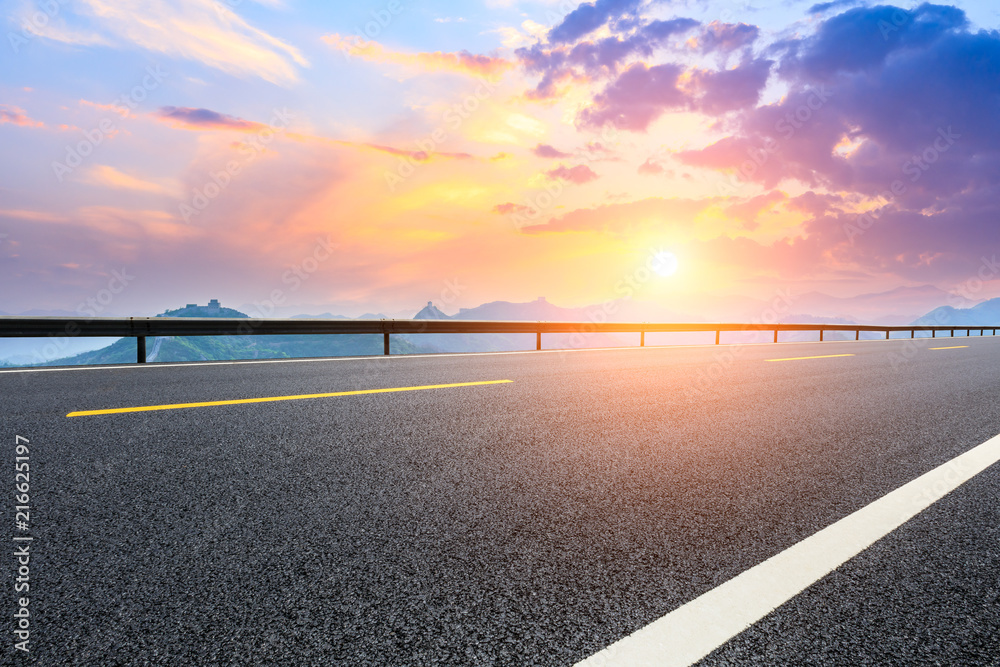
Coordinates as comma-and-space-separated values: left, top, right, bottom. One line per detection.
637, 158, 665, 175
723, 191, 788, 230
493, 203, 533, 215
0, 105, 44, 128
545, 164, 600, 184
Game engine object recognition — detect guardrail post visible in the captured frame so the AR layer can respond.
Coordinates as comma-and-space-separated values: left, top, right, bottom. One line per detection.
383, 333, 390, 355
932, 330, 936, 338
855, 330, 860, 341
640, 330, 644, 347
911, 329, 915, 338
885, 330, 890, 340
819, 329, 824, 342
536, 331, 541, 351
774, 329, 778, 343
137, 336, 146, 364
715, 330, 720, 345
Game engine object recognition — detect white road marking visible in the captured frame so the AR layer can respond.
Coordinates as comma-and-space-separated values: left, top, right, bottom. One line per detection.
576, 431, 1000, 667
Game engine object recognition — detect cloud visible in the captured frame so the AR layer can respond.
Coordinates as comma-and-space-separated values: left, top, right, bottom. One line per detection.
533, 144, 573, 158
548, 0, 643, 44
516, 16, 699, 99
324, 34, 511, 80
155, 106, 266, 132
361, 143, 473, 163
694, 21, 760, 54
576, 63, 687, 131
808, 0, 865, 15
637, 158, 665, 175
0, 209, 69, 223
80, 165, 174, 195
520, 196, 718, 234
493, 202, 533, 215
777, 3, 967, 81
29, 0, 308, 85
688, 57, 774, 115
723, 191, 787, 230
679, 3, 992, 205
0, 105, 44, 128
545, 164, 600, 184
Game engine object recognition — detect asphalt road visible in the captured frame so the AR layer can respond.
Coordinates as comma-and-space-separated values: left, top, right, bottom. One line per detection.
2, 335, 1000, 665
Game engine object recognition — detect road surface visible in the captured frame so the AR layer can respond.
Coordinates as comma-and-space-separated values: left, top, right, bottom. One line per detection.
2, 336, 999, 665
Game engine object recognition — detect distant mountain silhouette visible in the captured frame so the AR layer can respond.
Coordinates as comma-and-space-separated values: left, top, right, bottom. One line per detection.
400, 297, 628, 352
791, 285, 964, 325
414, 301, 450, 319
912, 297, 1000, 327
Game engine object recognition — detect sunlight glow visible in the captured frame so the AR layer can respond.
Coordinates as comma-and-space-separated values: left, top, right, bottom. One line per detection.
652, 251, 679, 277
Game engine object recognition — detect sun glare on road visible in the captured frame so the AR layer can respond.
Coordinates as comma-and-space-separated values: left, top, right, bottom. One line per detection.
652, 251, 679, 277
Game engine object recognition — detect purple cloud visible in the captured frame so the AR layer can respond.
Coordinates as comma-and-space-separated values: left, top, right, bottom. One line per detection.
517, 16, 698, 99
578, 63, 686, 131
533, 144, 573, 159
548, 0, 643, 44
156, 106, 261, 131
697, 22, 760, 54
577, 57, 771, 131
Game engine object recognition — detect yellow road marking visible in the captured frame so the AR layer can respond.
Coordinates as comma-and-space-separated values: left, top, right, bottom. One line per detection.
67, 380, 513, 417
765, 354, 855, 362
929, 346, 968, 350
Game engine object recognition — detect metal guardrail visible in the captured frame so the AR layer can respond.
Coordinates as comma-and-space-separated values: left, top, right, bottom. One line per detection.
0, 317, 997, 364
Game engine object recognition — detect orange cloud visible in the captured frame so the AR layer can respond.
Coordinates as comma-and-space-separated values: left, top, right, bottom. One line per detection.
81, 165, 174, 195
0, 105, 44, 128
519, 196, 722, 235
323, 34, 511, 80
80, 99, 135, 119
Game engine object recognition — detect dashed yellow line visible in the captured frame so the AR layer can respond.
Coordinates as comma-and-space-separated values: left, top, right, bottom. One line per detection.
929, 346, 968, 350
765, 354, 855, 362
66, 380, 513, 417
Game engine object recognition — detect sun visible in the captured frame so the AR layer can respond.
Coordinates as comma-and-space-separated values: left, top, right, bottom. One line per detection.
651, 251, 679, 277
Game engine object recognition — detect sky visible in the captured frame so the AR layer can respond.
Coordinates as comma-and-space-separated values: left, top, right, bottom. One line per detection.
2, 0, 1000, 318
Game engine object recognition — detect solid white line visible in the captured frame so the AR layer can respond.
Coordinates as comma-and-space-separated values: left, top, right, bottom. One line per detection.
576, 431, 1000, 667
3, 335, 990, 374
